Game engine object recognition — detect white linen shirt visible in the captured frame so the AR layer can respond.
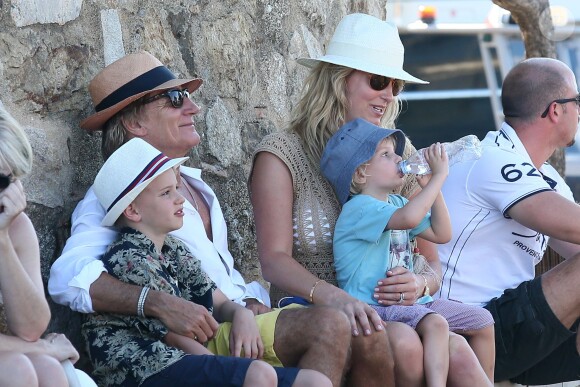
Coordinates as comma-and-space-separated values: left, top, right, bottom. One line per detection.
48, 166, 270, 313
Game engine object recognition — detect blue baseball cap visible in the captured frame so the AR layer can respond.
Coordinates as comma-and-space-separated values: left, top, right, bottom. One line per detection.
320, 118, 406, 205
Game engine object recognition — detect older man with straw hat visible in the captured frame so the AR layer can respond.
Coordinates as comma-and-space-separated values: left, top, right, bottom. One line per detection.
48, 50, 353, 386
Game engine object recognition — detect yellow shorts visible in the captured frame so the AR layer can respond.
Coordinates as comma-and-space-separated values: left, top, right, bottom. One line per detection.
206, 304, 303, 367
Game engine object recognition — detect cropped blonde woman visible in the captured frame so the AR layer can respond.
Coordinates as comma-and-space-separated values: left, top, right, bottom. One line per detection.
250, 13, 492, 386
0, 105, 80, 387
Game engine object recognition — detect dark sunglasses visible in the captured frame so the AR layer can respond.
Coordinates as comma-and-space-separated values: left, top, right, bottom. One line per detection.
369, 74, 405, 96
143, 89, 191, 108
541, 93, 580, 118
0, 174, 13, 191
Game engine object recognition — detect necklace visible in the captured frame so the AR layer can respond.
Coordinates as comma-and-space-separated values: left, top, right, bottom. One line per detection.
179, 176, 199, 211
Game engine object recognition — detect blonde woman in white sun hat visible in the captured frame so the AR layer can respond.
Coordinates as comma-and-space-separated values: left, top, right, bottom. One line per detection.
250, 13, 492, 386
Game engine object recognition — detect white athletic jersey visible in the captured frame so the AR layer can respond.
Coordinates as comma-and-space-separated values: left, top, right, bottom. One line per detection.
437, 123, 575, 306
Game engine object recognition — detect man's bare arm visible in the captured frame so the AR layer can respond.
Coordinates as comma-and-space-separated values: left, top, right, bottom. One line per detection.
548, 237, 580, 259
90, 273, 141, 314
90, 272, 208, 339
508, 191, 580, 244
510, 191, 580, 328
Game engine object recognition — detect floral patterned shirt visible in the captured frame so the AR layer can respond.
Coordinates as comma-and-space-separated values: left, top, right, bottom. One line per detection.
82, 228, 216, 386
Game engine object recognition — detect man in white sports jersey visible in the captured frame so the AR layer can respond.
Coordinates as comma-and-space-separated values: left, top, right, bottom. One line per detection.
437, 58, 580, 384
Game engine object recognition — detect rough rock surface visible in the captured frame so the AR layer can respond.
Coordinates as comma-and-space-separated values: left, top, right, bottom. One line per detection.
0, 0, 386, 366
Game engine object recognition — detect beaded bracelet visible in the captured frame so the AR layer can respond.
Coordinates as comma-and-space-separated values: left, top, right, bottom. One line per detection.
137, 286, 150, 318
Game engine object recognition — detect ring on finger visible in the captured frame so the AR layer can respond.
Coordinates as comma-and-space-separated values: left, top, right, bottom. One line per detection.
397, 292, 404, 304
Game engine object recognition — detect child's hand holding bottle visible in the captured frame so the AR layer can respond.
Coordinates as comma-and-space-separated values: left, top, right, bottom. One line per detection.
416, 143, 448, 188
424, 142, 448, 178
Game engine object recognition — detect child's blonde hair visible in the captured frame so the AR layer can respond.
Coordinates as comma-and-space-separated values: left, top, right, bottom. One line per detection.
0, 105, 33, 178
349, 135, 398, 196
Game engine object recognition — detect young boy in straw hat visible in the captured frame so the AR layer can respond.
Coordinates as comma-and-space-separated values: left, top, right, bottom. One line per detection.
320, 118, 496, 386
83, 138, 331, 387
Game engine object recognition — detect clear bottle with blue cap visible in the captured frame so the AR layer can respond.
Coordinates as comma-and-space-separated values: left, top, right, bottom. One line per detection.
398, 135, 483, 175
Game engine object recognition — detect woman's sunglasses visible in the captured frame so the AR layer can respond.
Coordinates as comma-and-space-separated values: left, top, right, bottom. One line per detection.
369, 74, 405, 96
0, 174, 13, 191
143, 89, 191, 108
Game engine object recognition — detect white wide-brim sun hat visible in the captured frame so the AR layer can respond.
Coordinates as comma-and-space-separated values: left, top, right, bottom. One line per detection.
94, 138, 188, 227
297, 13, 428, 84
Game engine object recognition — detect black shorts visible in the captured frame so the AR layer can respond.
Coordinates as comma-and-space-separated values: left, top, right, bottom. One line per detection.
141, 354, 300, 387
484, 276, 579, 384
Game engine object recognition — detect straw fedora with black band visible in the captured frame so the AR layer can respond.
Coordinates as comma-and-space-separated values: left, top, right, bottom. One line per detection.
93, 138, 188, 227
297, 13, 428, 85
81, 51, 202, 131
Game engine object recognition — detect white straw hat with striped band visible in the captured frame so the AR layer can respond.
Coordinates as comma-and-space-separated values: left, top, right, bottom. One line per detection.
94, 138, 188, 226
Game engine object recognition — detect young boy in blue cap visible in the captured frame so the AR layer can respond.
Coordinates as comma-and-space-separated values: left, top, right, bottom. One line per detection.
83, 138, 330, 387
320, 118, 495, 386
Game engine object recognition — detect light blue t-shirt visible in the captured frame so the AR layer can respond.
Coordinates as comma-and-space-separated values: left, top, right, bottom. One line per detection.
333, 194, 431, 305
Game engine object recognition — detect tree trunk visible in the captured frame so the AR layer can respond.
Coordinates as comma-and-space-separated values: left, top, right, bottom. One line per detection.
492, 0, 556, 58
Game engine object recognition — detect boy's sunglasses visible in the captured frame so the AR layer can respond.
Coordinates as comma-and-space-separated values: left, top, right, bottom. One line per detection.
369, 74, 405, 96
0, 174, 13, 191
143, 89, 191, 108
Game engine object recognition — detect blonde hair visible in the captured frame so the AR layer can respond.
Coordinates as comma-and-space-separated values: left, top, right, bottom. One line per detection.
349, 163, 368, 196
349, 136, 398, 196
101, 99, 147, 160
0, 105, 33, 178
289, 62, 402, 167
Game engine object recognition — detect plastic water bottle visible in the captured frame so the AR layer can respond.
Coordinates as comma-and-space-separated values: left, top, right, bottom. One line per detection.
398, 135, 482, 175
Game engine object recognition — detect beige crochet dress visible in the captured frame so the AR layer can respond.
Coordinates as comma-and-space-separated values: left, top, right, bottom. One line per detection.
251, 131, 419, 305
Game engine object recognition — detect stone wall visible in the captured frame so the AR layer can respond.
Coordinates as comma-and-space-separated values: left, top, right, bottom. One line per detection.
0, 0, 387, 363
